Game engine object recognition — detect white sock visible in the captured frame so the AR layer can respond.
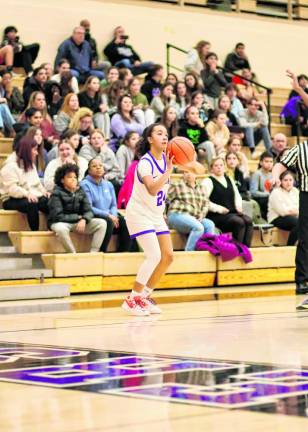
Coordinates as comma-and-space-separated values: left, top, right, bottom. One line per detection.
142, 286, 153, 298
131, 290, 143, 298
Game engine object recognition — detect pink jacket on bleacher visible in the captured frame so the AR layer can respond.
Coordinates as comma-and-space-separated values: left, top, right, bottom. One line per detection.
117, 161, 138, 209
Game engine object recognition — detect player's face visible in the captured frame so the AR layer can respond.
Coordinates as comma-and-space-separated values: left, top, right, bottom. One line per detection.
149, 125, 168, 152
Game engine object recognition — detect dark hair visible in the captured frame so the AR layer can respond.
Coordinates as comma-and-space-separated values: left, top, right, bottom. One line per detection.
147, 64, 163, 78
247, 97, 259, 105
32, 66, 46, 78
205, 52, 218, 61
4, 26, 17, 36
298, 74, 308, 81
16, 136, 37, 172
191, 90, 204, 104
211, 109, 226, 120
135, 123, 165, 158
166, 73, 178, 83
280, 170, 295, 181
183, 104, 198, 120
107, 66, 119, 74
106, 80, 125, 106
86, 157, 105, 177
235, 42, 245, 49
61, 128, 79, 140
123, 131, 139, 145
24, 126, 45, 172
25, 108, 41, 120
259, 151, 274, 165
0, 69, 12, 78
160, 106, 178, 138
58, 58, 70, 67
117, 94, 134, 121
54, 163, 79, 187
184, 72, 202, 96
225, 83, 237, 93
175, 81, 190, 105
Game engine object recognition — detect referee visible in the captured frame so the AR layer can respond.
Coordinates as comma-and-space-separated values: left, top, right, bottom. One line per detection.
272, 71, 308, 308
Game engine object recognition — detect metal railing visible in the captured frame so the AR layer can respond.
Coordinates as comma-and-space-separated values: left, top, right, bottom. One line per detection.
166, 43, 273, 131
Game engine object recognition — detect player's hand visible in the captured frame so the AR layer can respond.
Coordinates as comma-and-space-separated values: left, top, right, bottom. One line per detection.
166, 151, 174, 173
286, 69, 301, 92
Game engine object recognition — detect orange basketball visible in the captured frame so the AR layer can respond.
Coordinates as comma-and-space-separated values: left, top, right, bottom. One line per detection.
167, 136, 195, 166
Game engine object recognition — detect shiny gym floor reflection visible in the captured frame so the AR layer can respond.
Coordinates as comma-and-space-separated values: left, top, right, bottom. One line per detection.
0, 291, 308, 431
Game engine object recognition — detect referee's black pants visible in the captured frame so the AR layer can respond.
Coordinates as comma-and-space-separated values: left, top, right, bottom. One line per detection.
295, 192, 308, 283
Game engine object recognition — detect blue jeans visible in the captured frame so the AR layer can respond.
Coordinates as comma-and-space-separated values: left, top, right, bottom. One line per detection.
71, 69, 104, 83
245, 126, 271, 150
114, 59, 154, 76
168, 212, 215, 251
0, 103, 15, 130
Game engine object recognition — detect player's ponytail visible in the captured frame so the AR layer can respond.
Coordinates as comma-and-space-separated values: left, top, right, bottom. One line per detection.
135, 123, 161, 158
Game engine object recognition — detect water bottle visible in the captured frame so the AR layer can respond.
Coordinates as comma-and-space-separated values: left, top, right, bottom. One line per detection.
280, 114, 286, 125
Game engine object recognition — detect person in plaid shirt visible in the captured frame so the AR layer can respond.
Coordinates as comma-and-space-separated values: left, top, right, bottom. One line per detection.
167, 172, 215, 251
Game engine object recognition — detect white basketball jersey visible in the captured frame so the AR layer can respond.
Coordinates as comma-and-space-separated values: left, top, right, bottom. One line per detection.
126, 151, 169, 223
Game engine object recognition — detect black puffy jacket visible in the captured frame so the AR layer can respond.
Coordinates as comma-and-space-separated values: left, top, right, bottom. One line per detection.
48, 185, 93, 227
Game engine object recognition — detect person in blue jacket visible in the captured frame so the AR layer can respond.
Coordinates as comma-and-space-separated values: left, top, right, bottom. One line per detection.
80, 158, 134, 252
54, 27, 104, 83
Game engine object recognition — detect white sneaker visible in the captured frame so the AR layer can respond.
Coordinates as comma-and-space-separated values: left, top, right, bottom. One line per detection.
122, 295, 150, 316
143, 297, 162, 314
296, 297, 308, 311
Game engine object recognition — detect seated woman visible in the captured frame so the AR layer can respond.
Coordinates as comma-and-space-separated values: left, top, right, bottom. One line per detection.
110, 95, 144, 152
206, 109, 230, 156
69, 108, 94, 151
160, 106, 178, 140
175, 81, 190, 119
48, 163, 107, 253
24, 126, 47, 178
190, 90, 210, 124
100, 66, 119, 90
0, 94, 16, 137
79, 129, 123, 193
167, 171, 215, 251
184, 72, 203, 98
128, 77, 155, 128
78, 76, 110, 139
101, 80, 125, 118
44, 138, 88, 192
150, 82, 177, 121
1, 136, 49, 230
116, 131, 140, 178
250, 151, 273, 220
80, 158, 133, 252
202, 157, 253, 246
47, 129, 80, 162
218, 95, 244, 136
225, 135, 249, 179
53, 92, 79, 135
268, 171, 299, 245
178, 105, 214, 166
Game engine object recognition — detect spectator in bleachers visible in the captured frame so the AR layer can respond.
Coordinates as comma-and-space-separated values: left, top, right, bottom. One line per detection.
100, 66, 119, 90
226, 135, 249, 179
44, 138, 87, 192
101, 80, 125, 117
175, 81, 190, 118
289, 74, 308, 100
1, 26, 39, 75
80, 19, 110, 75
119, 68, 133, 88
206, 109, 230, 155
141, 64, 164, 104
184, 72, 203, 98
116, 131, 140, 178
0, 45, 13, 72
239, 98, 271, 152
22, 91, 59, 150
1, 136, 49, 230
48, 163, 107, 253
165, 73, 178, 87
237, 69, 263, 106
54, 27, 104, 84
0, 95, 16, 137
202, 157, 253, 246
69, 107, 94, 150
25, 126, 47, 178
0, 70, 24, 115
80, 158, 132, 252
51, 59, 79, 94
79, 129, 123, 193
269, 133, 288, 162
53, 93, 79, 135
250, 151, 273, 219
150, 82, 176, 121
44, 80, 63, 118
41, 62, 53, 81
268, 170, 299, 245
184, 40, 211, 75
201, 52, 227, 108
103, 26, 154, 76
110, 95, 144, 152
78, 76, 110, 139
167, 171, 215, 251
224, 42, 251, 73
160, 106, 178, 140
128, 77, 155, 127
218, 94, 243, 135
22, 66, 47, 106
190, 90, 210, 123
178, 105, 214, 165
225, 83, 244, 119
47, 129, 79, 163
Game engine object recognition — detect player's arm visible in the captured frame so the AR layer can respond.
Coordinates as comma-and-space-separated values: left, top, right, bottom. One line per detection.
142, 153, 174, 196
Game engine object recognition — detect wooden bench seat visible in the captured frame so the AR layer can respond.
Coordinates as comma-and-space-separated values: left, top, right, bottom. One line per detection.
0, 138, 13, 154
0, 210, 47, 232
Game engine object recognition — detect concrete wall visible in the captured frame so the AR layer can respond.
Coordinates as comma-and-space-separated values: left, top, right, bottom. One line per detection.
1, 0, 306, 86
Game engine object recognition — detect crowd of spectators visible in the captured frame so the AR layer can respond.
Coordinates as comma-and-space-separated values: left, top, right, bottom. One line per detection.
0, 23, 301, 252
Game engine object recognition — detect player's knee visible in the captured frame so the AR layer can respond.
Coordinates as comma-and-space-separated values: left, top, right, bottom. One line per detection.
161, 250, 174, 266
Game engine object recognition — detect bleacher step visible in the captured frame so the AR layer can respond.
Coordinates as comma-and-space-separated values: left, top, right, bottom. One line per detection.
0, 283, 69, 301
0, 258, 33, 271
0, 268, 53, 281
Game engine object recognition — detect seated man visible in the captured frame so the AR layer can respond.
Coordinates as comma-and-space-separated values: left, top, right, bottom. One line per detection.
80, 19, 110, 75
103, 26, 154, 76
1, 26, 39, 75
54, 27, 104, 83
238, 98, 271, 152
269, 133, 288, 162
224, 42, 251, 73
141, 64, 164, 103
48, 163, 107, 253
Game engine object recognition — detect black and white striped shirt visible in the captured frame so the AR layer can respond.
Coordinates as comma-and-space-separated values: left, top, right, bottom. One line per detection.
281, 141, 308, 191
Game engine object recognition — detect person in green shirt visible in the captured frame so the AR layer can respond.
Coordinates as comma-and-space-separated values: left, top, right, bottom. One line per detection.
128, 77, 155, 127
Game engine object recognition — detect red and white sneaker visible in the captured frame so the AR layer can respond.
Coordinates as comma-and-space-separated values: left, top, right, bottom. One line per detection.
122, 295, 150, 316
143, 297, 162, 314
